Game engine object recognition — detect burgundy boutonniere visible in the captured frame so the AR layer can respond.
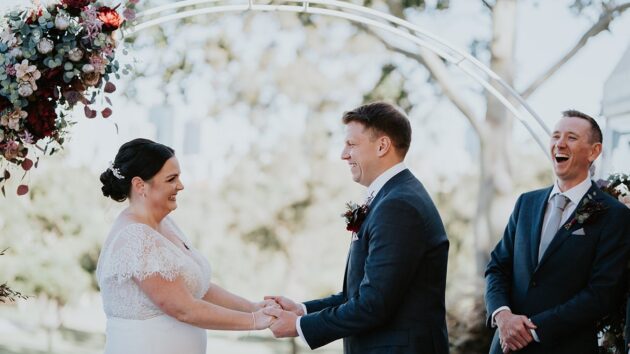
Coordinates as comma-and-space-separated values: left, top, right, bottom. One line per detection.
342, 201, 369, 233
564, 191, 608, 230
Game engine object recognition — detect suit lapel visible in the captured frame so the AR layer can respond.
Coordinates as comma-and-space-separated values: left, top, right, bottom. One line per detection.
343, 169, 412, 294
531, 187, 552, 269
536, 183, 603, 270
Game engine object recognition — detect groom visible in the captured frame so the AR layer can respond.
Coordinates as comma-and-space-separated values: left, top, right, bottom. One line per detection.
485, 110, 630, 353
264, 102, 450, 354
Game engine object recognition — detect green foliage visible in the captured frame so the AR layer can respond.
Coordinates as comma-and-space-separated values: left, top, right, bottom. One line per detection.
0, 249, 27, 303
0, 156, 109, 305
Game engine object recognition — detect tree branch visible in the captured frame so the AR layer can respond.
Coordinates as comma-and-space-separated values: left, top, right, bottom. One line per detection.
481, 0, 493, 11
520, 2, 630, 99
358, 25, 484, 137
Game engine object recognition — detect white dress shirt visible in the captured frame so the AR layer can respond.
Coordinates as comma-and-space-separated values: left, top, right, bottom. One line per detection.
491, 176, 593, 342
295, 162, 408, 347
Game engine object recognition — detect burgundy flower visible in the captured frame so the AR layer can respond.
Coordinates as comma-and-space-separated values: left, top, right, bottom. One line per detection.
61, 78, 87, 106
0, 96, 11, 114
61, 0, 93, 15
24, 100, 58, 140
62, 0, 92, 8
25, 8, 43, 24
37, 68, 63, 101
563, 193, 608, 230
97, 7, 124, 32
342, 202, 370, 233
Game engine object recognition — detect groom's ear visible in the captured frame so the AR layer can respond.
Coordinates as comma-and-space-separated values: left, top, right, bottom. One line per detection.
376, 136, 392, 157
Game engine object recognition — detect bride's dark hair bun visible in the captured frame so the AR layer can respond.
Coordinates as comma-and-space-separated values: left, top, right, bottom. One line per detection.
100, 138, 175, 202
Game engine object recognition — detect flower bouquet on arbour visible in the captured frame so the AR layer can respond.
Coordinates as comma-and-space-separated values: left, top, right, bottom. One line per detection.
595, 173, 630, 353
0, 0, 138, 195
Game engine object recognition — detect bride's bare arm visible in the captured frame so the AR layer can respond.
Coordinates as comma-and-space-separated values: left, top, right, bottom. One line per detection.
135, 275, 273, 330
202, 283, 273, 312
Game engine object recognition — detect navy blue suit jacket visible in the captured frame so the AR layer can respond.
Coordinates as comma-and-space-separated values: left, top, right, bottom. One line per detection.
299, 169, 450, 354
485, 182, 630, 354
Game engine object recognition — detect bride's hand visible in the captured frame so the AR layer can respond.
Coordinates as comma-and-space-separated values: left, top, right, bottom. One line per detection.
253, 309, 275, 330
252, 299, 281, 311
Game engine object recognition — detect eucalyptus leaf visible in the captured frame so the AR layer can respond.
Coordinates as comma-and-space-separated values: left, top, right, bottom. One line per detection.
19, 26, 30, 36
64, 62, 73, 70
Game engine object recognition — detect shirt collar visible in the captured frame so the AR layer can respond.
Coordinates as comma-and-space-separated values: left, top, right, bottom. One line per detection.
549, 176, 592, 205
365, 162, 407, 203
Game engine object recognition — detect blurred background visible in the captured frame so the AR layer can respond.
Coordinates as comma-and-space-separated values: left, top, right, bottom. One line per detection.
1, 0, 630, 353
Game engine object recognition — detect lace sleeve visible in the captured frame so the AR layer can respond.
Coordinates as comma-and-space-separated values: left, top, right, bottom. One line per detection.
98, 224, 183, 283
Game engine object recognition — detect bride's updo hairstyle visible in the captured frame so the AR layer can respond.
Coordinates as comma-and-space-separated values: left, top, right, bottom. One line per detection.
100, 138, 175, 202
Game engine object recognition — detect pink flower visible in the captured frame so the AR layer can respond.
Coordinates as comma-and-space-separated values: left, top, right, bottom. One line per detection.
89, 54, 109, 74
6, 64, 17, 76
0, 108, 27, 131
3, 139, 20, 160
81, 7, 103, 41
97, 6, 124, 32
123, 8, 136, 21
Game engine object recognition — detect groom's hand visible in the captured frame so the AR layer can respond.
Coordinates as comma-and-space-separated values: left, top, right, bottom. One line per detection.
264, 307, 298, 338
264, 295, 305, 316
495, 310, 536, 352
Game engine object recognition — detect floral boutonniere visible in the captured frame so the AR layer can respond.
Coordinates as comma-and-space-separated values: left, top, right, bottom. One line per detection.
564, 191, 608, 230
342, 201, 370, 233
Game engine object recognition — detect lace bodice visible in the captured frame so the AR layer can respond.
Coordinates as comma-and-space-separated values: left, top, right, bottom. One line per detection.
96, 217, 211, 320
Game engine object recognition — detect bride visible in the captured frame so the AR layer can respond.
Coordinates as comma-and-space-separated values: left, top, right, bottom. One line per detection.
96, 138, 276, 354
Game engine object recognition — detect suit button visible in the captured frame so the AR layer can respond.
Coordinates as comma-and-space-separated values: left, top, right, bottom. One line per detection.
531, 281, 537, 287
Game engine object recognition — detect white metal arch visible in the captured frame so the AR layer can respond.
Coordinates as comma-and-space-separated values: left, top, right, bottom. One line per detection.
130, 0, 551, 152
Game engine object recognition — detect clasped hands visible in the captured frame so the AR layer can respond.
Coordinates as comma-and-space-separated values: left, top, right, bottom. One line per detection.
251, 296, 305, 337
495, 309, 537, 353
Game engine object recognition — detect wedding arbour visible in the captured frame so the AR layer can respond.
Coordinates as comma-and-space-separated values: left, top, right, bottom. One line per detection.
130, 0, 552, 153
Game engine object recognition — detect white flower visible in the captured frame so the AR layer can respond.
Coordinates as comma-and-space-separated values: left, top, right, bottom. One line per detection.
0, 28, 17, 46
68, 48, 84, 62
620, 195, 630, 209
54, 13, 70, 31
615, 183, 630, 196
17, 82, 34, 97
82, 64, 95, 73
37, 38, 54, 55
15, 60, 41, 90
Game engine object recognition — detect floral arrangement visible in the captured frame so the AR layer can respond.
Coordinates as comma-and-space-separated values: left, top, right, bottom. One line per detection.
0, 248, 27, 303
600, 173, 630, 207
595, 173, 630, 353
342, 201, 370, 234
0, 0, 138, 195
563, 190, 607, 230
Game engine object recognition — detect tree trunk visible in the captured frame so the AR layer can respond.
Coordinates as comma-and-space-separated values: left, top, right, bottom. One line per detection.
474, 0, 517, 275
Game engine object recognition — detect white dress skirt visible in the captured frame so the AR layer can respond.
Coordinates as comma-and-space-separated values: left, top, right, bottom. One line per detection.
96, 216, 212, 354
105, 315, 207, 354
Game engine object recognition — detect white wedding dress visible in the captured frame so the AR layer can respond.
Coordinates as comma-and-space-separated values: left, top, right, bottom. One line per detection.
96, 216, 212, 354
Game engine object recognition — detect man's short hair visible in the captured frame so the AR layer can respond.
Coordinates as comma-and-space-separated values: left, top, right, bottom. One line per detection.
561, 110, 602, 144
342, 102, 412, 157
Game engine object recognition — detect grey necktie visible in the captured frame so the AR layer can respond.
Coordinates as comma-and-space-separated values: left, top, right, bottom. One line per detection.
538, 194, 571, 261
